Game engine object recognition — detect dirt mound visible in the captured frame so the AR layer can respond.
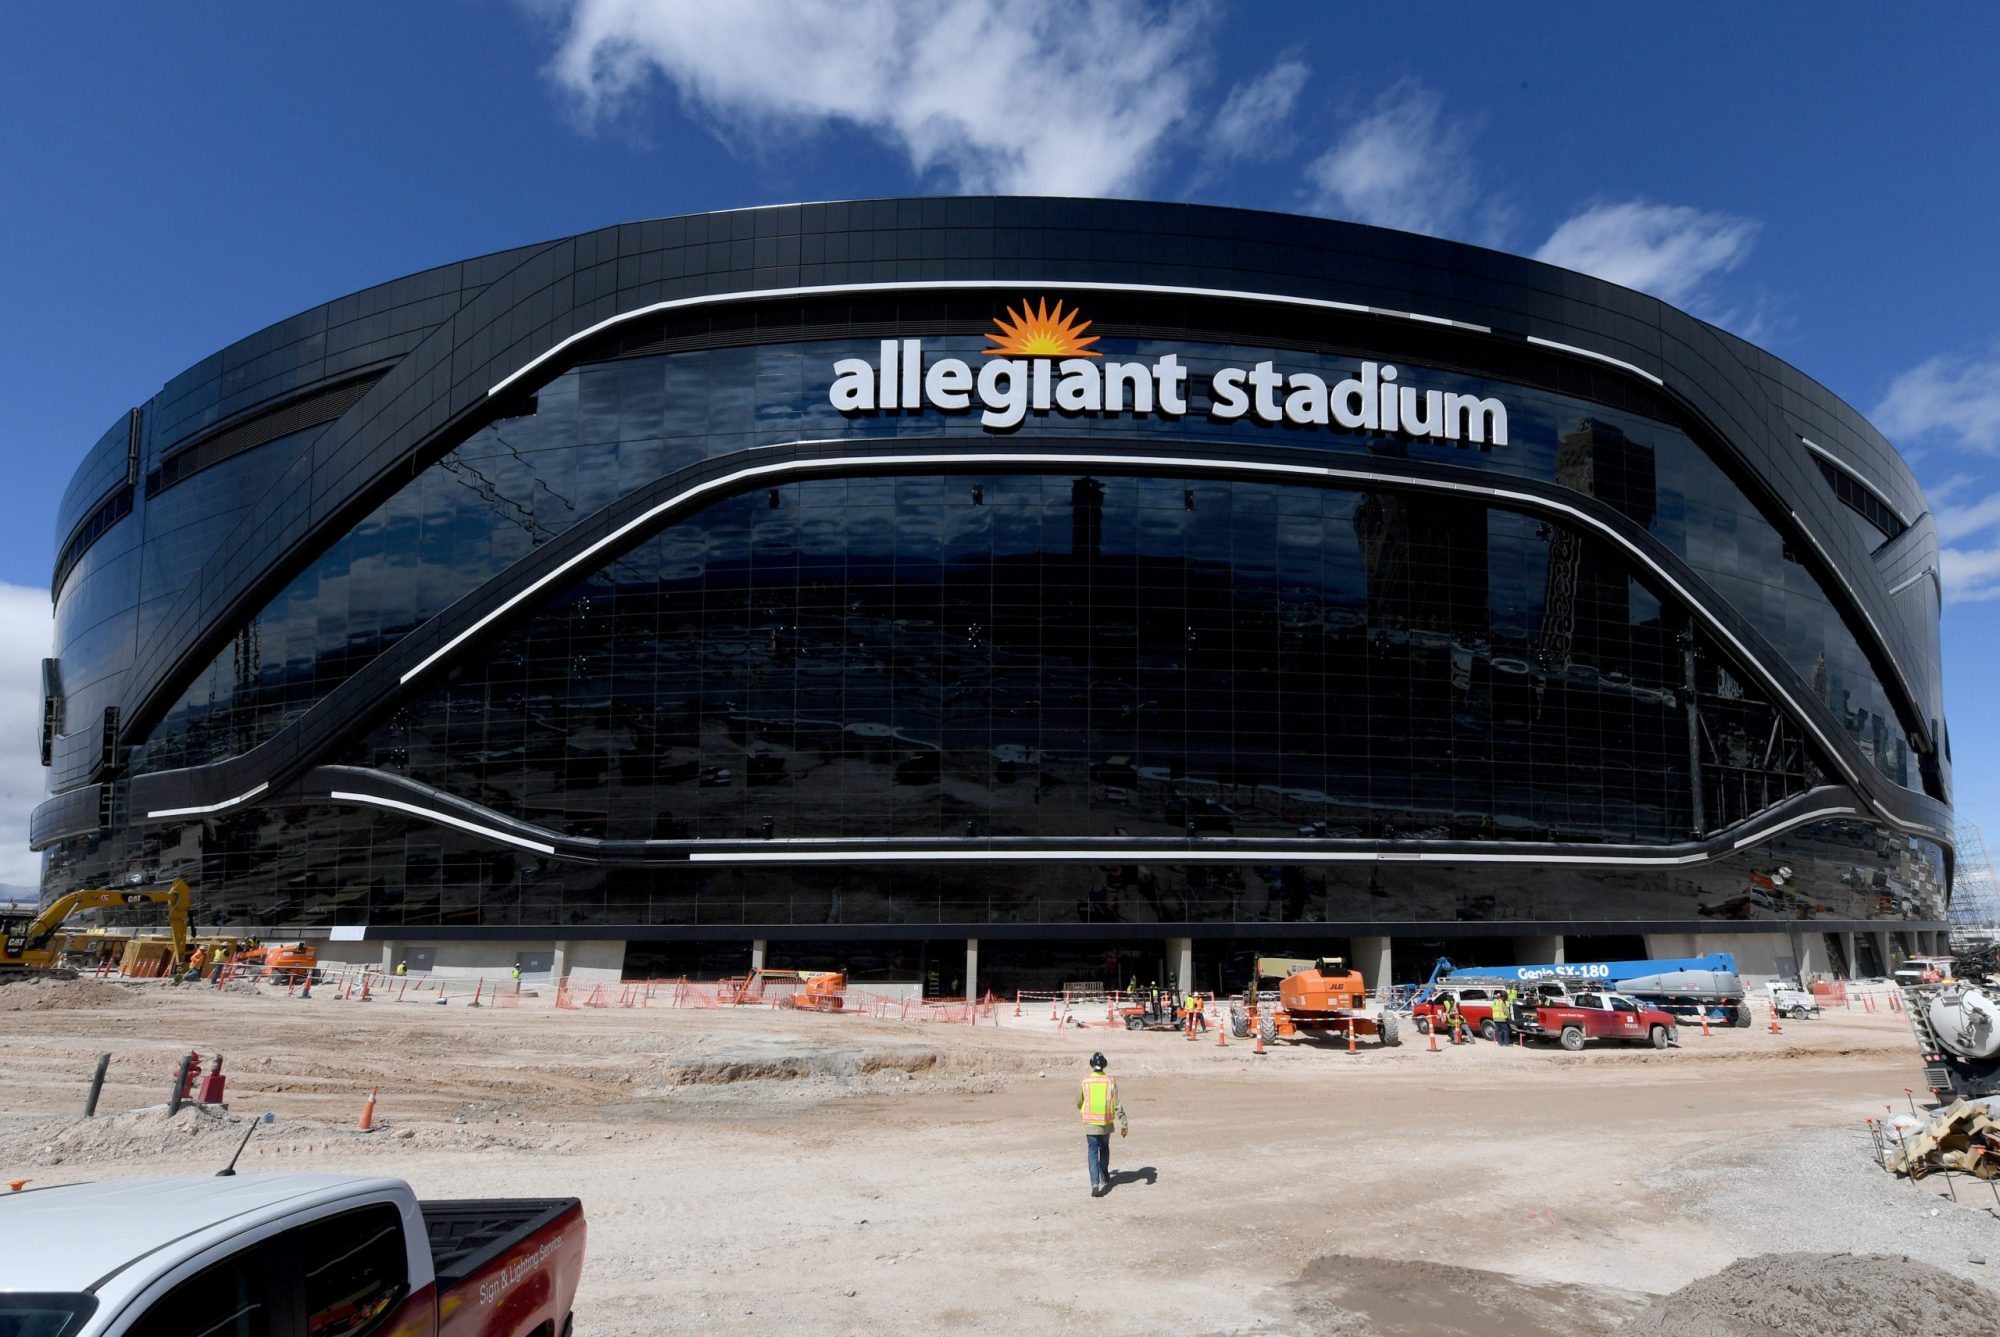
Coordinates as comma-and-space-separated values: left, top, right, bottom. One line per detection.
1281, 1253, 1648, 1336
0, 1105, 573, 1169
0, 977, 132, 1012
1619, 1252, 1996, 1335
663, 1040, 941, 1086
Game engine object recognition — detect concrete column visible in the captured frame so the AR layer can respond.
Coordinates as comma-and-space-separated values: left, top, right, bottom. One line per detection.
379, 941, 397, 974
1786, 927, 1823, 983
1167, 937, 1193, 996
1512, 935, 1565, 966
1353, 935, 1393, 993
965, 938, 979, 1002
1871, 931, 1893, 977
551, 940, 569, 981
1838, 932, 1858, 980
751, 939, 767, 971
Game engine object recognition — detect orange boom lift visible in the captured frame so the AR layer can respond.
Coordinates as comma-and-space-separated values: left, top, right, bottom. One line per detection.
1230, 956, 1402, 1049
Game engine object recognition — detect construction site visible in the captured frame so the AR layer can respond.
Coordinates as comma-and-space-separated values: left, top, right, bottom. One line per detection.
4, 935, 2000, 1336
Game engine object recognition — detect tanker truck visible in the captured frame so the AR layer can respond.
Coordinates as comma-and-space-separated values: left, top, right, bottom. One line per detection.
1901, 951, 2000, 1103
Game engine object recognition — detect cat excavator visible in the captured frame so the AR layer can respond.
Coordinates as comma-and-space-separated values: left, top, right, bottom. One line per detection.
0, 879, 191, 975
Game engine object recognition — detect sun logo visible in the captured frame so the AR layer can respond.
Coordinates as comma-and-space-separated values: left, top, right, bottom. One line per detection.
983, 298, 1101, 358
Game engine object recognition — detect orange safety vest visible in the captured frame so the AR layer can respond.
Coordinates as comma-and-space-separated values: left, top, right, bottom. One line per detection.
1079, 1073, 1118, 1126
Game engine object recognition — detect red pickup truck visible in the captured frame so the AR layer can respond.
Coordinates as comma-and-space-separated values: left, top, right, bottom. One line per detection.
1517, 991, 1678, 1051
0, 1174, 584, 1336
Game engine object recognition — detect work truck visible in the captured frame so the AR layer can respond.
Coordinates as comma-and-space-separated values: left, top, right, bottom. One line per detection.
0, 1174, 584, 1336
1514, 991, 1679, 1051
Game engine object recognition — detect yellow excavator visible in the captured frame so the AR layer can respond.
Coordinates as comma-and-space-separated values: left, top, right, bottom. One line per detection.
0, 879, 192, 975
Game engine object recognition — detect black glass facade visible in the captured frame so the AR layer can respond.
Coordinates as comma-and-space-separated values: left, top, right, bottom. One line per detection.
36, 200, 1952, 950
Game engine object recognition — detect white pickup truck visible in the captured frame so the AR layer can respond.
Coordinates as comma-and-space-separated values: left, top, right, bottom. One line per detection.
0, 1174, 584, 1337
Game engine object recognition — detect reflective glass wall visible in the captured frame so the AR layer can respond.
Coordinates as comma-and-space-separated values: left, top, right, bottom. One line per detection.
128, 326, 1918, 795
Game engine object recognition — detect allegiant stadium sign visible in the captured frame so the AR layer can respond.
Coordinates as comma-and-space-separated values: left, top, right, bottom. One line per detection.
827, 298, 1509, 446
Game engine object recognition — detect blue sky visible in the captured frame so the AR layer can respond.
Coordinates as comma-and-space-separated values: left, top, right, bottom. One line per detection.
2, 1, 1998, 883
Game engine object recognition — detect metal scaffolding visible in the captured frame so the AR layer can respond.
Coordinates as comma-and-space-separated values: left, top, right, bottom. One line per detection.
1952, 820, 2000, 939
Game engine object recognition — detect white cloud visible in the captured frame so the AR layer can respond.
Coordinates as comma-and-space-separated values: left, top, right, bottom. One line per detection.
1940, 541, 2000, 603
1209, 57, 1309, 161
0, 582, 52, 890
1533, 200, 1759, 308
1302, 80, 1479, 237
1934, 486, 2000, 544
540, 0, 1213, 196
1874, 347, 2000, 454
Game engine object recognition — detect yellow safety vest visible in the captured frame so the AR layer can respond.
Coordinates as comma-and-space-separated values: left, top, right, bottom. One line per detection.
1491, 994, 1510, 1021
1079, 1074, 1117, 1126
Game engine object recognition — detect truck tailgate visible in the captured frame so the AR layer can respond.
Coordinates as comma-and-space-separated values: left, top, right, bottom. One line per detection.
423, 1197, 584, 1337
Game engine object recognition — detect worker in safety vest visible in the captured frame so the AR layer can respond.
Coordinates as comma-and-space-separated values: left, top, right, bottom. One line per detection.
1184, 992, 1205, 1031
1491, 988, 1512, 1047
1078, 1052, 1127, 1197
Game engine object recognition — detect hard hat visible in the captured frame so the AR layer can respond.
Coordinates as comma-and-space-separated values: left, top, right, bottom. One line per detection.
1089, 1052, 1107, 1071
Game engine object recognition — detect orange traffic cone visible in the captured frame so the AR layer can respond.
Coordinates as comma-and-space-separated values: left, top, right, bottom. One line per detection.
1428, 1025, 1440, 1053
1699, 1010, 1711, 1037
1253, 1025, 1266, 1055
1013, 993, 1021, 1018
1217, 1017, 1226, 1047
357, 1087, 379, 1133
1768, 1004, 1782, 1035
1346, 1019, 1357, 1054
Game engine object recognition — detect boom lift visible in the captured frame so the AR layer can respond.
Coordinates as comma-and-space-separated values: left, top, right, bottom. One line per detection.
1, 879, 192, 975
1230, 956, 1401, 1048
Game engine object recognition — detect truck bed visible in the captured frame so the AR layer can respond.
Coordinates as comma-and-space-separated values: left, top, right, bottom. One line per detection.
421, 1197, 580, 1285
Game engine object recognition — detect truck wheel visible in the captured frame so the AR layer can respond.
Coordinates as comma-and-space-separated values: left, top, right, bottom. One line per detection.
1378, 1013, 1401, 1048
1479, 1019, 1497, 1042
1258, 1014, 1278, 1046
1230, 1006, 1250, 1038
1559, 1025, 1586, 1052
1649, 1024, 1670, 1049
1413, 1015, 1431, 1035
1731, 1004, 1753, 1028
1125, 1013, 1144, 1031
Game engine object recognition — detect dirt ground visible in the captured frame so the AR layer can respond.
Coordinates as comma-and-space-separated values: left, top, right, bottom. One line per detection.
2, 977, 1996, 1335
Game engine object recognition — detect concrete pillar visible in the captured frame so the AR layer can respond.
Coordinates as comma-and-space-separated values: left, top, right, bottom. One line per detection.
1786, 927, 1823, 983
1167, 937, 1193, 996
1353, 935, 1393, 993
551, 940, 569, 981
1512, 935, 1565, 966
965, 938, 979, 1002
751, 939, 767, 971
1871, 931, 1893, 977
379, 941, 397, 974
1838, 932, 1858, 980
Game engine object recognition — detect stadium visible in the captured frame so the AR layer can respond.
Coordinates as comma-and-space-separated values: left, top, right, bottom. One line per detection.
34, 197, 1953, 994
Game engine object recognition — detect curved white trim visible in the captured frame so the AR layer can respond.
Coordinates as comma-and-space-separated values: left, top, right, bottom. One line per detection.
303, 777, 1862, 868
1730, 805, 1856, 848
486, 278, 1502, 398
1887, 565, 1939, 599
147, 781, 268, 820
1801, 437, 1907, 525
380, 444, 1940, 842
1523, 335, 1665, 387
328, 789, 556, 854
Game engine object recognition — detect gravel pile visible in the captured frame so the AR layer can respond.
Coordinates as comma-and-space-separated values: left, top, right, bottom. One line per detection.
0, 978, 130, 1012
1621, 1251, 1996, 1335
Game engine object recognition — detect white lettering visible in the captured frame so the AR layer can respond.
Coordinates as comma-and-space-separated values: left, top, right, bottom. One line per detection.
829, 359, 875, 412
979, 359, 1029, 429
1332, 364, 1374, 431
925, 358, 972, 411
1032, 357, 1052, 412
1443, 392, 1509, 445
1105, 362, 1153, 414
1248, 361, 1285, 422
1055, 359, 1102, 413
1209, 367, 1249, 420
1283, 372, 1328, 426
1153, 354, 1189, 416
1379, 365, 1400, 433
901, 339, 921, 409
1400, 386, 1443, 437
879, 340, 899, 411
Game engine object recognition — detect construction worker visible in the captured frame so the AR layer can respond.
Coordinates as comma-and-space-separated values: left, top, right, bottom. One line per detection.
1077, 1052, 1127, 1197
1184, 990, 1206, 1031
1491, 987, 1512, 1047
1441, 995, 1466, 1043
185, 946, 207, 983
395, 960, 407, 976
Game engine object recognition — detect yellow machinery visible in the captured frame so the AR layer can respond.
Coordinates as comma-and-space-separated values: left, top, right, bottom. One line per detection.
0, 879, 192, 974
